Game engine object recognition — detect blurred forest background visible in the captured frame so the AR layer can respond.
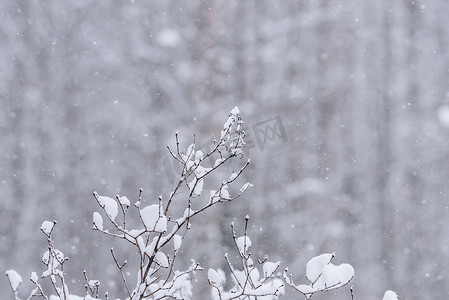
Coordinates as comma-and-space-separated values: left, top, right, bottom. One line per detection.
2, 1, 449, 299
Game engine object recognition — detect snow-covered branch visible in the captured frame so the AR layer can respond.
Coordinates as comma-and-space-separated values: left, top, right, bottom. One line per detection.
208, 216, 285, 300
283, 253, 354, 299
5, 107, 398, 300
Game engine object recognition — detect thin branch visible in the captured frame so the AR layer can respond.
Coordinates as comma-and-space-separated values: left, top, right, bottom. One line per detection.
111, 248, 132, 299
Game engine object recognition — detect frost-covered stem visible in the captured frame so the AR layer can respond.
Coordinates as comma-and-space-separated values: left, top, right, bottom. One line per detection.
283, 271, 308, 300
224, 253, 243, 291
148, 269, 191, 299
187, 154, 231, 198
164, 160, 196, 215
138, 188, 143, 204
260, 263, 280, 285
83, 271, 100, 298
141, 235, 162, 287
58, 266, 69, 300
93, 224, 136, 244
163, 252, 177, 285
350, 286, 355, 300
45, 243, 61, 298
93, 225, 128, 239
32, 221, 70, 300
219, 160, 251, 201
116, 195, 128, 230
231, 220, 257, 292
209, 284, 223, 300
137, 247, 146, 288
147, 274, 163, 287
186, 198, 193, 229
12, 291, 20, 300
198, 155, 232, 180
139, 274, 163, 299
141, 197, 165, 251
244, 260, 259, 291
187, 134, 196, 159
141, 198, 187, 295
6, 282, 21, 300
156, 196, 229, 252
28, 282, 48, 300
243, 216, 249, 241
175, 131, 181, 158
83, 271, 91, 295
111, 248, 132, 299
163, 227, 188, 286
155, 177, 248, 263
164, 177, 184, 216
166, 144, 183, 164
158, 264, 201, 300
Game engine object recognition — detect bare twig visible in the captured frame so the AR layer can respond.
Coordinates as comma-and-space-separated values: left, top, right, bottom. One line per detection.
111, 248, 132, 299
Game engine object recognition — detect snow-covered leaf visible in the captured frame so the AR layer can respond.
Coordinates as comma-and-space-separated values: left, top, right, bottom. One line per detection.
220, 184, 230, 199
41, 220, 55, 236
306, 253, 334, 283
208, 268, 223, 287
118, 196, 130, 207
183, 143, 195, 162
236, 236, 252, 256
88, 279, 100, 289
5, 269, 22, 292
42, 249, 64, 267
245, 277, 284, 297
127, 229, 144, 238
96, 195, 118, 221
214, 158, 224, 167
140, 205, 167, 232
229, 172, 238, 181
194, 150, 203, 163
250, 267, 260, 283
239, 182, 253, 195
286, 253, 354, 298
221, 107, 240, 141
188, 178, 203, 197
383, 290, 399, 300
154, 252, 169, 268
194, 165, 210, 177
263, 261, 280, 279
183, 208, 195, 218
230, 106, 240, 115
30, 272, 38, 283
186, 160, 195, 170
93, 212, 103, 230
209, 190, 219, 203
143, 236, 159, 256
173, 235, 182, 251
320, 263, 354, 288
